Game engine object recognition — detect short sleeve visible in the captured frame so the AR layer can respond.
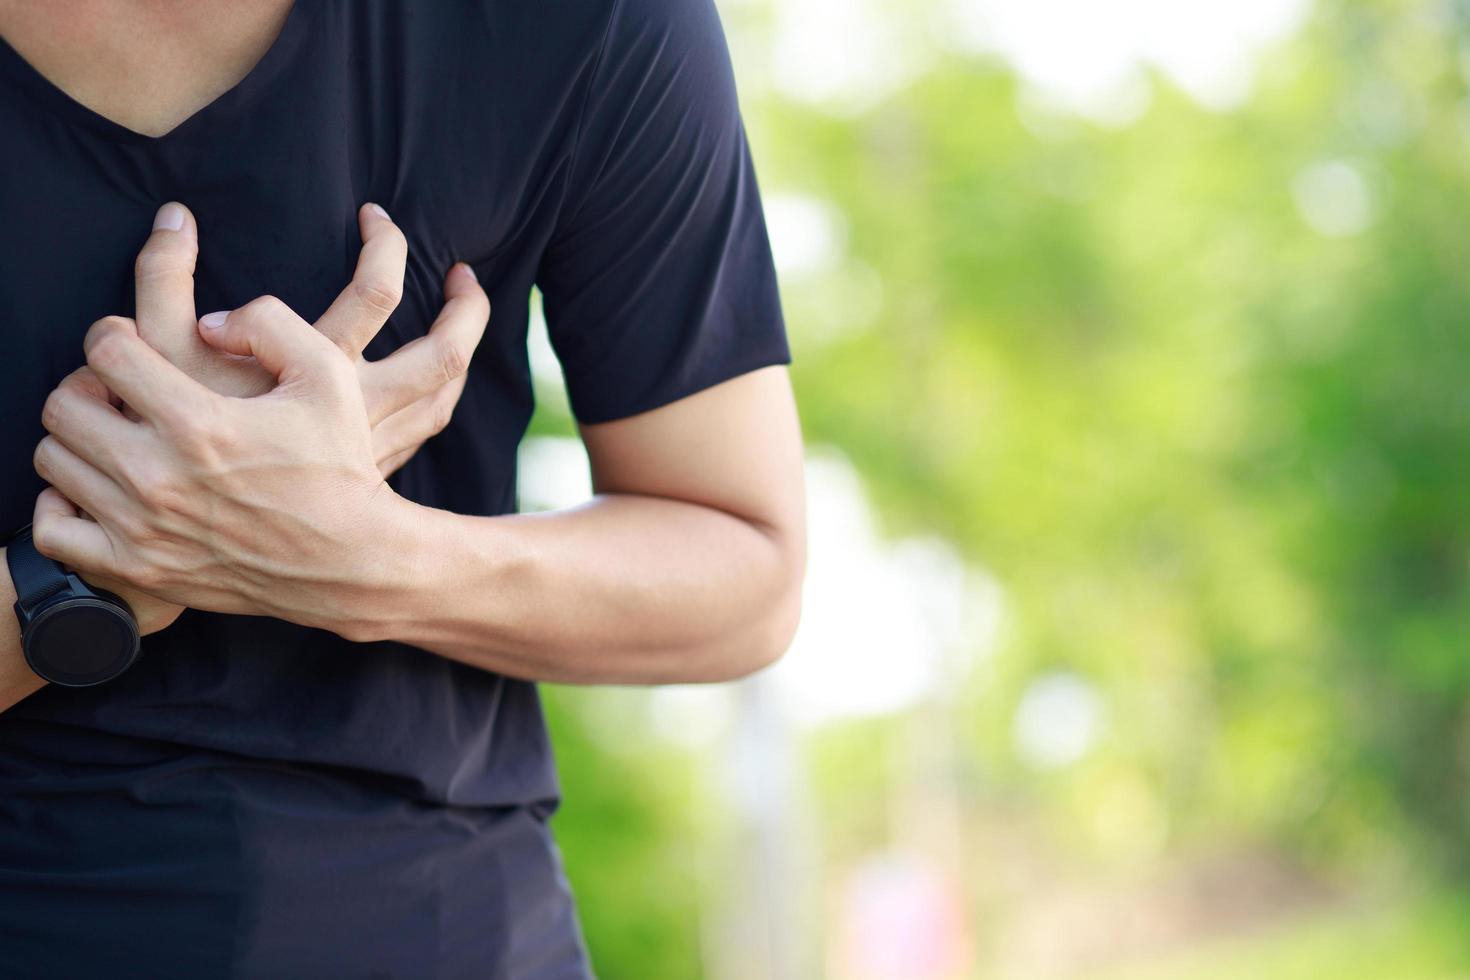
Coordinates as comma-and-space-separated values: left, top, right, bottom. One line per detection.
535, 0, 791, 425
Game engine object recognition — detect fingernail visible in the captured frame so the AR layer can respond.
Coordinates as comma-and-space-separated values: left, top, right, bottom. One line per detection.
153, 202, 185, 232
456, 262, 477, 282
369, 202, 390, 220
200, 310, 230, 329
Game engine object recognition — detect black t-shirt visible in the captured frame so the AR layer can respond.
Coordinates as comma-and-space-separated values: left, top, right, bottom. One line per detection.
0, 0, 789, 975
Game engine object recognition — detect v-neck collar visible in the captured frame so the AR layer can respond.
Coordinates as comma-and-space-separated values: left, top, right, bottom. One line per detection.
0, 1, 311, 146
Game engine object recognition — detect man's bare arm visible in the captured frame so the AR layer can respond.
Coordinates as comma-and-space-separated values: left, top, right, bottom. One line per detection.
368, 364, 807, 684
31, 303, 806, 686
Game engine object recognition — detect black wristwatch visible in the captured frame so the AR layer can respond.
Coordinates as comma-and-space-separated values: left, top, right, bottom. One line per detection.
6, 524, 140, 687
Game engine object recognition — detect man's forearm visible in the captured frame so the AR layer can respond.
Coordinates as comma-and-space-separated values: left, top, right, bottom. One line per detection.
356, 492, 806, 685
0, 551, 47, 714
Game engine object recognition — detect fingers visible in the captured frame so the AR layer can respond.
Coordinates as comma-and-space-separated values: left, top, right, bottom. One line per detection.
40, 367, 144, 484
31, 487, 117, 578
372, 375, 465, 472
61, 362, 123, 408
378, 446, 416, 478
197, 295, 341, 385
360, 262, 488, 425
134, 201, 199, 348
32, 436, 136, 530
313, 202, 408, 358
83, 316, 215, 423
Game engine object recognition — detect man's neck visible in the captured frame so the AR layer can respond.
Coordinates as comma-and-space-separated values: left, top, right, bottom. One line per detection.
0, 0, 296, 137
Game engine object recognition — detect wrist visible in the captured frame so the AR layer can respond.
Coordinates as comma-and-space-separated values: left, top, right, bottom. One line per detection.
0, 547, 47, 695
334, 492, 452, 645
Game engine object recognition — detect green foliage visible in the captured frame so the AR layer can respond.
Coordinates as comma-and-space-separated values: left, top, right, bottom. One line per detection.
1090, 891, 1470, 980
540, 688, 707, 978
769, 0, 1470, 870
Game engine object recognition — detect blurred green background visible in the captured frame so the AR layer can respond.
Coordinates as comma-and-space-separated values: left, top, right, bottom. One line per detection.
520, 0, 1470, 976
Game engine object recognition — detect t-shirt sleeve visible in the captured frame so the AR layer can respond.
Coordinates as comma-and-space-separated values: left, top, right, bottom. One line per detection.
534, 0, 791, 425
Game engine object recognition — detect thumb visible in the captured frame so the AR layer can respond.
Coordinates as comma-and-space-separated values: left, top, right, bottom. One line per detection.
197, 295, 339, 384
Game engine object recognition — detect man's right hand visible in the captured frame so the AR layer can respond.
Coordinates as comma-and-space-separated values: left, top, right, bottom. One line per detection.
39, 200, 492, 637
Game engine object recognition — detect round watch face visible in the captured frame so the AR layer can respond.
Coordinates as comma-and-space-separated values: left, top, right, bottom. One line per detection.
25, 598, 140, 687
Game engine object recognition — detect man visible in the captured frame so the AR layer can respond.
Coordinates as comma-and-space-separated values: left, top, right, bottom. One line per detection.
0, 0, 806, 975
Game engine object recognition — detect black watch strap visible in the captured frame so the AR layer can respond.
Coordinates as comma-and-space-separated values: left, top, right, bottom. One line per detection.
6, 522, 141, 687
6, 524, 71, 617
